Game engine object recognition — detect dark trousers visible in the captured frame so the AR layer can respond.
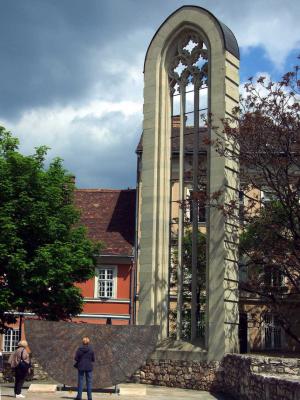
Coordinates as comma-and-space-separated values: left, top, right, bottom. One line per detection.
14, 366, 27, 395
77, 370, 93, 400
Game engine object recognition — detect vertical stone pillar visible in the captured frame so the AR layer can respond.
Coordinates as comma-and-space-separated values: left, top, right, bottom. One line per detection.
206, 50, 240, 360
137, 44, 171, 338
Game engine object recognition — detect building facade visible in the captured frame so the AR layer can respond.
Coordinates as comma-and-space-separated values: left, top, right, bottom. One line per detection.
1, 188, 136, 353
73, 189, 136, 325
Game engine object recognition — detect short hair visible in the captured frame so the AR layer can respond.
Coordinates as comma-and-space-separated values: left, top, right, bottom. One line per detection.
82, 336, 90, 345
18, 340, 28, 348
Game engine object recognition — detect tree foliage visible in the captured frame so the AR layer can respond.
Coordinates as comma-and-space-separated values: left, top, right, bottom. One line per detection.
217, 60, 300, 344
0, 127, 100, 331
181, 229, 206, 340
170, 229, 206, 340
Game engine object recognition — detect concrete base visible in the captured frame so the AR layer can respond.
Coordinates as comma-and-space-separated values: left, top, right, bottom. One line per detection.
119, 384, 147, 395
151, 338, 207, 361
28, 384, 57, 392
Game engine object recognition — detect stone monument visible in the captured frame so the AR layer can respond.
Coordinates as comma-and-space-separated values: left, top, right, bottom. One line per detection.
137, 6, 240, 361
25, 320, 158, 387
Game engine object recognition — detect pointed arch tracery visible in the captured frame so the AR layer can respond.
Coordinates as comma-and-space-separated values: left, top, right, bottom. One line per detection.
167, 29, 209, 341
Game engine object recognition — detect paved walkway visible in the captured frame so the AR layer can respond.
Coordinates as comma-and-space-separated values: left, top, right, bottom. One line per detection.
0, 383, 232, 400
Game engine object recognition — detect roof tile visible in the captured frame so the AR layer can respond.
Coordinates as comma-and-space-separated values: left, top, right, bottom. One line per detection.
75, 189, 136, 257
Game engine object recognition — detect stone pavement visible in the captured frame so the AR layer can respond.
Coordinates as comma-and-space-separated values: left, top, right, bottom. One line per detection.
0, 383, 233, 400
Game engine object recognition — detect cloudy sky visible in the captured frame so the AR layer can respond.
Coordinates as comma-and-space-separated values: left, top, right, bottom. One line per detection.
1, 0, 299, 188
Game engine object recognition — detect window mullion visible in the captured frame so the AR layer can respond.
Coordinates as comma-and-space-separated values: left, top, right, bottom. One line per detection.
176, 82, 186, 340
191, 81, 200, 341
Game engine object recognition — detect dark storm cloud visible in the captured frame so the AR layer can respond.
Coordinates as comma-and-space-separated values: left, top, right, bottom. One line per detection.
0, 0, 118, 117
0, 0, 180, 118
0, 0, 299, 188
61, 110, 142, 189
1, 0, 298, 118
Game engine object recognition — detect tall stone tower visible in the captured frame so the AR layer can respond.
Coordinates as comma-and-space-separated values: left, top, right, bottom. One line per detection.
137, 6, 240, 360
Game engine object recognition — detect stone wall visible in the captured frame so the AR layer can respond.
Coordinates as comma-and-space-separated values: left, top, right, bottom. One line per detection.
249, 354, 300, 375
0, 354, 49, 383
134, 354, 300, 400
3, 350, 300, 399
222, 354, 300, 400
136, 359, 223, 392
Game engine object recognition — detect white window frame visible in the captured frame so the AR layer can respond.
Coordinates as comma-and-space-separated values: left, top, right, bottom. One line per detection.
264, 268, 285, 288
186, 187, 206, 224
239, 261, 249, 283
94, 266, 117, 299
2, 328, 20, 353
261, 189, 276, 206
262, 313, 284, 350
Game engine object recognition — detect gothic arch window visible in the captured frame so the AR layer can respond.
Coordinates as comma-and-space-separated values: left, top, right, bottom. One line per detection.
167, 30, 208, 341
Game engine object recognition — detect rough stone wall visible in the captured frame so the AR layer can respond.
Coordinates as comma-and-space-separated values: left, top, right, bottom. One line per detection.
3, 351, 300, 399
133, 354, 300, 400
136, 359, 223, 391
0, 354, 48, 383
30, 358, 49, 381
249, 355, 300, 375
222, 354, 300, 400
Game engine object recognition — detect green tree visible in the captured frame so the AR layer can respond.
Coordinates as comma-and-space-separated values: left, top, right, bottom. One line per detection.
239, 200, 300, 345
182, 229, 206, 340
170, 229, 206, 341
0, 127, 100, 331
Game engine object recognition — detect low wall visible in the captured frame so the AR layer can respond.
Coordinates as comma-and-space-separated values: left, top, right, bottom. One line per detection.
222, 354, 300, 400
249, 354, 300, 375
0, 354, 48, 383
138, 359, 222, 391
3, 351, 300, 399
134, 354, 300, 400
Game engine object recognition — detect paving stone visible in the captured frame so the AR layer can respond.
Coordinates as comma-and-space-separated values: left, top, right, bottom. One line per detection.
28, 383, 57, 392
0, 383, 233, 399
119, 383, 147, 395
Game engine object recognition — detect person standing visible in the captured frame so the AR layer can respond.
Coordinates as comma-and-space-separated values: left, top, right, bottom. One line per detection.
74, 336, 95, 400
8, 340, 31, 398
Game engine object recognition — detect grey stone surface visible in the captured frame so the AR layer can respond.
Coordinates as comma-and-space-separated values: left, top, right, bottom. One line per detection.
25, 320, 159, 388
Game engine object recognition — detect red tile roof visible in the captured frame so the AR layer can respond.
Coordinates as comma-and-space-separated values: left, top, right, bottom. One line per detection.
75, 189, 136, 257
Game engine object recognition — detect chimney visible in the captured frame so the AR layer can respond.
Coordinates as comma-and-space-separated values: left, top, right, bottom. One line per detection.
172, 115, 187, 128
172, 116, 181, 128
